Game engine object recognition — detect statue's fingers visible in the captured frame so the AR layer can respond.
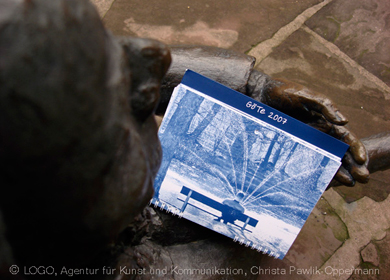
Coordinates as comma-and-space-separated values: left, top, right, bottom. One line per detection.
334, 165, 355, 187
307, 114, 333, 133
342, 151, 370, 184
272, 79, 348, 125
293, 89, 348, 125
333, 126, 367, 165
318, 99, 348, 126
350, 164, 370, 184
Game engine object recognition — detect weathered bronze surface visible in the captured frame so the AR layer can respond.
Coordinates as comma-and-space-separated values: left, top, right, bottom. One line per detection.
362, 132, 390, 173
0, 0, 388, 278
0, 0, 168, 273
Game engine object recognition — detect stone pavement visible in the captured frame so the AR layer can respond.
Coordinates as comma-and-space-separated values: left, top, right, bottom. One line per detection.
91, 0, 390, 279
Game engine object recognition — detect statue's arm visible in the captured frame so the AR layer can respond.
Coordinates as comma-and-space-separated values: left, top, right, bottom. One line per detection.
157, 45, 256, 114
361, 132, 390, 173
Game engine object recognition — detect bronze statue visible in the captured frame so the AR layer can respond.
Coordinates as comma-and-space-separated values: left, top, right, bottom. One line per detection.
0, 0, 388, 279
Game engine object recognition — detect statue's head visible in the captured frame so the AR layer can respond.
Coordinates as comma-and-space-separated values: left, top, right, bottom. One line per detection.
0, 0, 170, 269
235, 192, 245, 203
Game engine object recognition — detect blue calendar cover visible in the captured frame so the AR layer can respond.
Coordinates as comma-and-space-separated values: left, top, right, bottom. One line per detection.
151, 70, 348, 259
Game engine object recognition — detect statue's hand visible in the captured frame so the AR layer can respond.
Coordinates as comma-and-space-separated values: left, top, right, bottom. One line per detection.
261, 78, 369, 186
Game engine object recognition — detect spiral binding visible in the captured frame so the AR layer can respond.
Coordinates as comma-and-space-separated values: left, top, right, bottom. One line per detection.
232, 236, 280, 259
150, 198, 280, 259
149, 198, 183, 218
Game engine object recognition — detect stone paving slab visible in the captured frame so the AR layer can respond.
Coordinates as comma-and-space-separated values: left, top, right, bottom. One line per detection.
306, 0, 390, 87
286, 197, 348, 269
91, 0, 114, 17
351, 231, 390, 280
101, 0, 323, 52
90, 0, 390, 278
311, 189, 390, 280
